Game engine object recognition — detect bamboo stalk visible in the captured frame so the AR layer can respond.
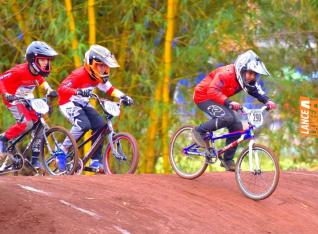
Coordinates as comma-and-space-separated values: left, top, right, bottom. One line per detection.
88, 0, 96, 45
161, 0, 178, 173
145, 81, 162, 173
11, 0, 31, 45
116, 28, 129, 87
64, 0, 81, 67
82, 0, 97, 162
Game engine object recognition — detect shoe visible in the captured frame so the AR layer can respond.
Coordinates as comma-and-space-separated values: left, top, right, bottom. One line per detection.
220, 159, 236, 171
0, 134, 8, 156
191, 127, 206, 147
55, 150, 67, 172
31, 160, 43, 170
89, 159, 100, 170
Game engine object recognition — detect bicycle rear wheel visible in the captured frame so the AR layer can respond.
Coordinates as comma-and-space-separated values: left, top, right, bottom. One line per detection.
103, 132, 139, 174
235, 144, 280, 200
169, 125, 208, 179
40, 126, 79, 175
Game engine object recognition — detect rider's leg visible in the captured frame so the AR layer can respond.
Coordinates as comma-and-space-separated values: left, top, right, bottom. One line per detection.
193, 100, 235, 146
31, 137, 42, 168
223, 120, 243, 161
84, 105, 105, 161
4, 104, 36, 140
220, 116, 243, 171
196, 100, 236, 132
59, 102, 92, 151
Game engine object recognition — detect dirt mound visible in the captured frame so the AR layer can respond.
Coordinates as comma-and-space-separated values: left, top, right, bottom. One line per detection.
0, 172, 317, 233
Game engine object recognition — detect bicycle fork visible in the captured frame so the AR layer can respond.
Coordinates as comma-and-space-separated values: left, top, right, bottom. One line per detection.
106, 120, 125, 160
248, 140, 260, 172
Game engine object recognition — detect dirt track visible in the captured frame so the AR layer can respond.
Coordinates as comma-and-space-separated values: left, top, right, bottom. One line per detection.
0, 172, 317, 234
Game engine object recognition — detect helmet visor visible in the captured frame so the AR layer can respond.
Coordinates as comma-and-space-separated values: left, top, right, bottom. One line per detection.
91, 46, 120, 68
246, 60, 270, 76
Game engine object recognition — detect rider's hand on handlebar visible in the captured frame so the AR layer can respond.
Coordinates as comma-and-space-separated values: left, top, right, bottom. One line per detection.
76, 89, 92, 97
4, 93, 16, 102
121, 95, 134, 106
265, 100, 276, 110
229, 101, 241, 111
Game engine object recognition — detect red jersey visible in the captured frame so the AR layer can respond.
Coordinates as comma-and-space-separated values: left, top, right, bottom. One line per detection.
0, 63, 45, 106
58, 67, 115, 105
194, 64, 241, 105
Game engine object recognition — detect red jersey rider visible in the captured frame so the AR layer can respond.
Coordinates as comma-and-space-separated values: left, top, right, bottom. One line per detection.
58, 44, 133, 170
192, 50, 276, 171
0, 41, 58, 168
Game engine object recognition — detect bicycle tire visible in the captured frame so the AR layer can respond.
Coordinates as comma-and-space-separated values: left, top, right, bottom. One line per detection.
103, 132, 139, 174
235, 144, 280, 200
40, 126, 79, 175
169, 125, 208, 179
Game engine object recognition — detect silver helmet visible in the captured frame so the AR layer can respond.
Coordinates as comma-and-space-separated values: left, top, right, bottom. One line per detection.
234, 50, 270, 92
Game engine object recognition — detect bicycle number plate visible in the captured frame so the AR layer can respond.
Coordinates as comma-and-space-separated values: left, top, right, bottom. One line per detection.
30, 99, 49, 114
103, 100, 120, 116
248, 110, 263, 127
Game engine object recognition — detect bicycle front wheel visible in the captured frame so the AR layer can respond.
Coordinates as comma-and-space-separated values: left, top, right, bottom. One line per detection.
103, 132, 139, 174
40, 126, 79, 175
235, 144, 280, 200
169, 125, 208, 179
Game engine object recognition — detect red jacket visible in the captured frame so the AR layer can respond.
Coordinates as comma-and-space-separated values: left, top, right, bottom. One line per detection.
58, 67, 115, 105
194, 64, 241, 105
193, 64, 270, 105
0, 63, 45, 106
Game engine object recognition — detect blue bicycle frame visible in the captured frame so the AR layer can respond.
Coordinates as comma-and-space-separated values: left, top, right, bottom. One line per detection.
183, 125, 255, 159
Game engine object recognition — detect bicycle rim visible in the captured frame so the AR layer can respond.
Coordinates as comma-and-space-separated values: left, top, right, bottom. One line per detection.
235, 144, 280, 200
41, 127, 79, 176
169, 126, 208, 179
103, 133, 139, 174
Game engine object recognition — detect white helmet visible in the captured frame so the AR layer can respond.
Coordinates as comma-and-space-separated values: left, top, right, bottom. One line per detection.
234, 50, 270, 92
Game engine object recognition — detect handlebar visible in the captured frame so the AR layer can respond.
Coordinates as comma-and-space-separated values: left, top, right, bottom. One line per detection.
89, 93, 124, 105
240, 105, 269, 114
6, 92, 57, 103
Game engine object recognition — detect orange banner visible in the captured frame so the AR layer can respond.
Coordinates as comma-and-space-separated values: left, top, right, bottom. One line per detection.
299, 96, 318, 137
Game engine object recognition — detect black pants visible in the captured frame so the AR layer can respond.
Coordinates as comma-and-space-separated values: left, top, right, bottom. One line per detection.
62, 102, 105, 161
196, 100, 242, 161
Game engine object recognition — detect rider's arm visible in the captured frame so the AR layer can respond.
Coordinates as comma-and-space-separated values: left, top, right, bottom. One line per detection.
0, 69, 19, 94
247, 81, 270, 104
97, 81, 124, 98
58, 79, 78, 96
39, 80, 55, 93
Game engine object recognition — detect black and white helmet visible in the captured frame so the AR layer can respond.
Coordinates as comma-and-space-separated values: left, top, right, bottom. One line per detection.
84, 45, 119, 82
234, 50, 270, 92
25, 41, 58, 77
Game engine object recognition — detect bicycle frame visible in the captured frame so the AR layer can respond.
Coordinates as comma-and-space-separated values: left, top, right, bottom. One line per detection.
77, 125, 110, 166
183, 126, 254, 159
7, 120, 43, 156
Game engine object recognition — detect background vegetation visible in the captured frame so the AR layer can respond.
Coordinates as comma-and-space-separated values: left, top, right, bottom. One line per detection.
0, 0, 317, 173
